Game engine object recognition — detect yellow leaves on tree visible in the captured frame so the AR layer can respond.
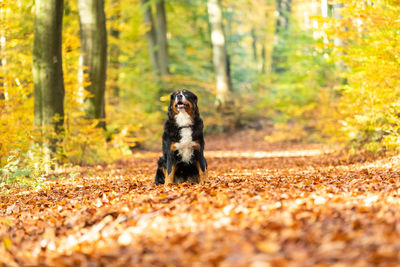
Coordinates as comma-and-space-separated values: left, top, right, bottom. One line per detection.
0, 1, 34, 166
329, 1, 400, 152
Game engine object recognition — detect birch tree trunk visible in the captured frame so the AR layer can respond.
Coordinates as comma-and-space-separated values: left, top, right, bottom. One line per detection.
155, 0, 169, 76
207, 0, 232, 105
78, 0, 107, 129
321, 0, 328, 18
332, 3, 343, 47
33, 0, 65, 156
142, 0, 160, 76
332, 2, 345, 82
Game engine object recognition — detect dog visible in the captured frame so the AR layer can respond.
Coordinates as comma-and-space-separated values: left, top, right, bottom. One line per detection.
155, 89, 208, 185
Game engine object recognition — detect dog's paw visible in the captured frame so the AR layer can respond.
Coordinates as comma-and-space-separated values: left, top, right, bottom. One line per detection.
199, 169, 208, 183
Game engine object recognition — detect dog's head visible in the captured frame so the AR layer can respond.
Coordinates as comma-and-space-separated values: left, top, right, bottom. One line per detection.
168, 89, 199, 119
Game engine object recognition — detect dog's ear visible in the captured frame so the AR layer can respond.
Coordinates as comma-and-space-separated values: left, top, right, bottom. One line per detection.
193, 95, 200, 117
168, 93, 175, 120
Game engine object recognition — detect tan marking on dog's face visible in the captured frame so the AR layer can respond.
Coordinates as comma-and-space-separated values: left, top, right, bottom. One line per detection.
186, 101, 194, 116
170, 142, 178, 151
172, 101, 180, 115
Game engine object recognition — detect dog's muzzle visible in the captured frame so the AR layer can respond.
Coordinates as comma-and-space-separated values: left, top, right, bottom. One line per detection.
175, 94, 188, 110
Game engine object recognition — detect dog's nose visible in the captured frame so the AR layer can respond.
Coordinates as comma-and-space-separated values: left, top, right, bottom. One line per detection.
177, 94, 183, 101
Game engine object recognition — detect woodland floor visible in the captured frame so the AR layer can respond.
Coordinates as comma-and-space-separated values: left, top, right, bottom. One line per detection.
1, 130, 400, 266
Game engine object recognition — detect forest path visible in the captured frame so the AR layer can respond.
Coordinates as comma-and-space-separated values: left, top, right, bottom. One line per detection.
1, 130, 400, 266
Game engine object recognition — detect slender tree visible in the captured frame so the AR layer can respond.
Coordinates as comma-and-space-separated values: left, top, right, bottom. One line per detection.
321, 0, 328, 18
33, 0, 65, 156
271, 0, 291, 73
332, 3, 343, 47
261, 44, 266, 73
142, 0, 160, 76
251, 27, 258, 62
207, 0, 232, 105
110, 0, 120, 97
332, 2, 345, 80
155, 0, 169, 75
78, 0, 107, 129
275, 0, 291, 32
260, 5, 270, 74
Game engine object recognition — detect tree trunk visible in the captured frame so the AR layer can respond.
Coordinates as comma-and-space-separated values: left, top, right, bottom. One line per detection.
33, 0, 65, 156
110, 0, 120, 97
155, 0, 169, 76
321, 0, 328, 18
332, 3, 343, 47
261, 44, 266, 73
142, 0, 160, 76
271, 0, 291, 73
78, 0, 107, 129
321, 0, 329, 44
207, 0, 232, 105
275, 0, 291, 33
332, 3, 345, 82
251, 27, 258, 62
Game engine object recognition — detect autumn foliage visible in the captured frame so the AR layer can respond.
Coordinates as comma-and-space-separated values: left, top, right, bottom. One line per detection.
1, 1, 400, 264
1, 0, 399, 177
328, 0, 400, 152
1, 131, 400, 266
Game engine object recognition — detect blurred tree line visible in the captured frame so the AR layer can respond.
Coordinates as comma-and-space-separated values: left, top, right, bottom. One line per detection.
0, 0, 399, 181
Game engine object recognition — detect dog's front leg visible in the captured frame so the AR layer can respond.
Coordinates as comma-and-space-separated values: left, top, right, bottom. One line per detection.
165, 155, 176, 185
195, 156, 208, 183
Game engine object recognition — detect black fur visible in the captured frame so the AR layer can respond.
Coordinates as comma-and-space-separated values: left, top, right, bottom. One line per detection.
155, 90, 207, 185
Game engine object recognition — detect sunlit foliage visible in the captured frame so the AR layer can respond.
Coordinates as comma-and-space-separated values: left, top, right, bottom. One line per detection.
0, 1, 34, 169
1, 0, 399, 185
327, 0, 400, 153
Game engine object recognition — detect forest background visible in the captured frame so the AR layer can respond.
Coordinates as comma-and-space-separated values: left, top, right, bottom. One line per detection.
1, 0, 399, 186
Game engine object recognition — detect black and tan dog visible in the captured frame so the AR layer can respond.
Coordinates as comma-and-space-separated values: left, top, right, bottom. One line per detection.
155, 89, 208, 185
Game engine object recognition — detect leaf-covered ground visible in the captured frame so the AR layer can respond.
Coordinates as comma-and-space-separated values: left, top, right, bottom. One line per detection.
1, 130, 400, 266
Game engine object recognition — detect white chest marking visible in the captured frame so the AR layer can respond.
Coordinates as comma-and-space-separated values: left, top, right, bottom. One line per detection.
175, 112, 194, 163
